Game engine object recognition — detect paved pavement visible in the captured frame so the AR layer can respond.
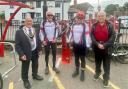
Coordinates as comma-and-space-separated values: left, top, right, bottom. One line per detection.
0, 50, 128, 89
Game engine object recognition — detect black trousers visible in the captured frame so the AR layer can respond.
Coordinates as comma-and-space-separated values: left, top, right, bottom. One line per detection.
73, 44, 86, 70
93, 46, 111, 80
44, 42, 56, 68
21, 49, 39, 82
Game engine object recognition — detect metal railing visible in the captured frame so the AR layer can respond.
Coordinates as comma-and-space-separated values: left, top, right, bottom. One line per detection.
0, 42, 17, 79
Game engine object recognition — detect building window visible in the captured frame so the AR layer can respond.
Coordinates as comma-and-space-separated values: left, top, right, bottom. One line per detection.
22, 13, 26, 19
55, 1, 61, 7
10, 5, 14, 9
11, 20, 20, 25
55, 13, 60, 20
30, 2, 34, 7
36, 13, 41, 18
36, 1, 41, 8
89, 14, 93, 19
68, 13, 74, 19
10, 13, 14, 19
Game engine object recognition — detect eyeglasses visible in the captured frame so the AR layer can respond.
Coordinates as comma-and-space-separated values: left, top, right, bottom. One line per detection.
47, 14, 53, 17
76, 17, 82, 20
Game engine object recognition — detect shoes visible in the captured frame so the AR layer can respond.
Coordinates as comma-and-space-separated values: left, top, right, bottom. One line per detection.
80, 70, 85, 81
45, 67, 60, 74
103, 80, 109, 88
23, 80, 31, 89
45, 67, 49, 75
93, 73, 101, 80
72, 69, 79, 78
33, 75, 43, 80
53, 67, 60, 74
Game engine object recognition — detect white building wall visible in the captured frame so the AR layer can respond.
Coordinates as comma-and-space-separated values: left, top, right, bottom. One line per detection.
48, 1, 70, 20
63, 2, 70, 20
3, 1, 70, 21
86, 7, 95, 20
0, 5, 7, 12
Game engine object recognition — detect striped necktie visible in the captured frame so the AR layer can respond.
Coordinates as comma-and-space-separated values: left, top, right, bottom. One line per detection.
29, 28, 34, 38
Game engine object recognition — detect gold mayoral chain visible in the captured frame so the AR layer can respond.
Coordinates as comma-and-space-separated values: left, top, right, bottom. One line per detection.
24, 27, 35, 39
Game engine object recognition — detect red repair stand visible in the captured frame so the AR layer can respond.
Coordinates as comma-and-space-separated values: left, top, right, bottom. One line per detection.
61, 32, 72, 64
0, 43, 4, 57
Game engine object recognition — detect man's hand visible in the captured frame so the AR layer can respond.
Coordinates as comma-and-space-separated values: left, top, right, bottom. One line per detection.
21, 55, 27, 61
38, 51, 42, 55
43, 41, 47, 45
52, 39, 56, 43
98, 44, 105, 49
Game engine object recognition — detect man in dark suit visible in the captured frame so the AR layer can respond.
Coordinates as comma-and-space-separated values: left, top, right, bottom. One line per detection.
15, 16, 43, 89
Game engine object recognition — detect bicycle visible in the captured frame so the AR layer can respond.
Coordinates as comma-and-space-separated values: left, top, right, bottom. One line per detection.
0, 73, 3, 89
110, 33, 128, 64
112, 44, 128, 64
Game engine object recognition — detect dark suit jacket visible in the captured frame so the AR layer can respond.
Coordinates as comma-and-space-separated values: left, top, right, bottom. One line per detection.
15, 26, 41, 61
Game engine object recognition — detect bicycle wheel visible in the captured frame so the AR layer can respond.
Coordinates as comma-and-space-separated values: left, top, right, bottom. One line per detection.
0, 73, 3, 89
115, 45, 128, 64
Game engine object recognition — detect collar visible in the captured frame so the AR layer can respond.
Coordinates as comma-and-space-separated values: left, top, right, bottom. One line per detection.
24, 26, 33, 30
46, 19, 54, 23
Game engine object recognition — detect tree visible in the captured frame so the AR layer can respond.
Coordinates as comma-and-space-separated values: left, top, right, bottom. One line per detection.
0, 13, 5, 21
0, 13, 5, 24
118, 6, 124, 12
105, 4, 119, 16
123, 2, 128, 11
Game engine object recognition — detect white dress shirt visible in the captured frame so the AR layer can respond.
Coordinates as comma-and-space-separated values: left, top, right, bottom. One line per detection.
23, 26, 37, 51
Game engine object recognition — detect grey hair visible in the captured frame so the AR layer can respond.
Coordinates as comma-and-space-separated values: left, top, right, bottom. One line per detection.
97, 10, 106, 17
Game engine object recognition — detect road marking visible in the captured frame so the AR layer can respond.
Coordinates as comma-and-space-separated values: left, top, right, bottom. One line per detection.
49, 58, 61, 82
86, 65, 120, 89
7, 57, 119, 89
48, 57, 65, 89
9, 82, 13, 89
49, 66, 65, 89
